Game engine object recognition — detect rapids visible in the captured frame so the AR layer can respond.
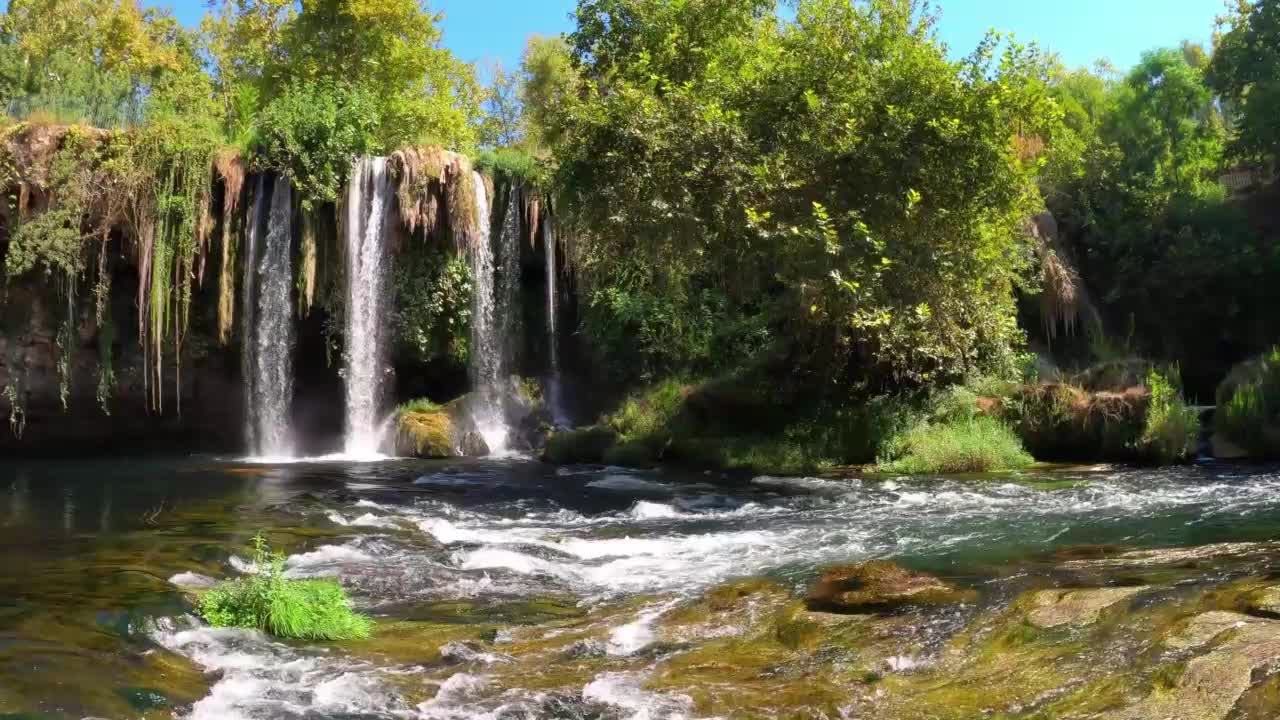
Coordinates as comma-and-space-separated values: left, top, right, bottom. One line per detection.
4, 458, 1280, 718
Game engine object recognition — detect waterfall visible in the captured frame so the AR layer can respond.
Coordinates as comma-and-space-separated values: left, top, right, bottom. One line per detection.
543, 214, 568, 426
242, 176, 295, 458
497, 187, 522, 367
467, 171, 510, 454
342, 157, 393, 457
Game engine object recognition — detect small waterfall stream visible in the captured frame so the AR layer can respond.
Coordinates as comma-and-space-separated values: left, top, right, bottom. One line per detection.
342, 157, 393, 457
241, 176, 296, 458
543, 214, 568, 426
466, 171, 510, 453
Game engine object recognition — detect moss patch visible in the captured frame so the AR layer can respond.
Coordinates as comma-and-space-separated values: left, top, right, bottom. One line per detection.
396, 403, 454, 458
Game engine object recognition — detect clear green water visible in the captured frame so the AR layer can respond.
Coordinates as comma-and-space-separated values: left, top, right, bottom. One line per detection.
3, 457, 1280, 718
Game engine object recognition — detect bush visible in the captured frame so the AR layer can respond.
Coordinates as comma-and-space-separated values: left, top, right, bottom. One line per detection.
878, 416, 1034, 475
1136, 367, 1199, 464
199, 534, 373, 641
1217, 348, 1280, 458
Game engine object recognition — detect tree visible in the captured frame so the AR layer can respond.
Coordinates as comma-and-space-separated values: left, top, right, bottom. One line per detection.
1209, 0, 1280, 167
549, 0, 1051, 388
479, 62, 524, 148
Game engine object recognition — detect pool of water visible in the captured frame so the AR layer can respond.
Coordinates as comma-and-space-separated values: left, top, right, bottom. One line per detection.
3, 458, 1280, 718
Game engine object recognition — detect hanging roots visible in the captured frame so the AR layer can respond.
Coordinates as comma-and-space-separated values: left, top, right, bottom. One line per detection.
1030, 213, 1101, 341
299, 209, 317, 315
389, 146, 448, 236
446, 154, 478, 253
215, 149, 246, 345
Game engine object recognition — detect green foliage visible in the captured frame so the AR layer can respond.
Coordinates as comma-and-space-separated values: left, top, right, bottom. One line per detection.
270, 0, 483, 153
1046, 43, 1276, 391
1217, 347, 1280, 458
199, 533, 373, 641
547, 0, 1048, 389
878, 416, 1034, 475
473, 147, 548, 187
392, 247, 471, 365
1209, 0, 1280, 166
256, 81, 380, 207
1137, 366, 1199, 464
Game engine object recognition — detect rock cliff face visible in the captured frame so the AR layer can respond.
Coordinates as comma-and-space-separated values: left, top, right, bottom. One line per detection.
0, 278, 243, 456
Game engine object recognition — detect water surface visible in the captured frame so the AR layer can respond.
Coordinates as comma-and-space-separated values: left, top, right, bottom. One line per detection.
3, 458, 1279, 718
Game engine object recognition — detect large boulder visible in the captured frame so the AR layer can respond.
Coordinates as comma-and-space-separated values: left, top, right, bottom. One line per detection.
396, 405, 455, 458
806, 561, 977, 613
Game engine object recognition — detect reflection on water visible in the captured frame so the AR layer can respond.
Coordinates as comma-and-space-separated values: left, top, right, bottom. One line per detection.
1, 458, 1280, 718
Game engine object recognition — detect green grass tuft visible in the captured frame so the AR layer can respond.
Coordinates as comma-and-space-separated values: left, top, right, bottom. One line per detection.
878, 416, 1033, 474
199, 534, 373, 641
397, 398, 443, 414
1137, 366, 1199, 464
1217, 347, 1280, 458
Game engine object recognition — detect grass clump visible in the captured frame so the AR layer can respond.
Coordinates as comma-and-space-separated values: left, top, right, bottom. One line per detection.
1136, 367, 1199, 464
199, 534, 373, 641
877, 415, 1034, 474
1217, 347, 1280, 458
398, 398, 443, 414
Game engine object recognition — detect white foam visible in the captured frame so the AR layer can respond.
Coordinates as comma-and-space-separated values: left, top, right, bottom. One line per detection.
581, 673, 693, 719
587, 475, 671, 494
628, 501, 680, 520
237, 452, 397, 465
417, 673, 491, 719
607, 602, 677, 656
169, 572, 218, 588
283, 544, 377, 577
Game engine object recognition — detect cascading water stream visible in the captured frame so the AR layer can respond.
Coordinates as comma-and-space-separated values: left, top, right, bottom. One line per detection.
466, 171, 510, 454
543, 214, 569, 427
342, 157, 393, 457
241, 176, 296, 458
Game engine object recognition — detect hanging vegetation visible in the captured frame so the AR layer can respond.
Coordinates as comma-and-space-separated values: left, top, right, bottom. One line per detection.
214, 149, 246, 344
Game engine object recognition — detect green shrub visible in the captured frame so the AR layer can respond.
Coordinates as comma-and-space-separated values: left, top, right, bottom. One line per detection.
1217, 348, 1280, 458
607, 378, 688, 443
199, 534, 373, 641
1136, 367, 1199, 464
878, 416, 1033, 475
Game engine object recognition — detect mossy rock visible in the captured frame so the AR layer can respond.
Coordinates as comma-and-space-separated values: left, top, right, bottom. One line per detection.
1102, 618, 1280, 719
1243, 586, 1280, 619
396, 406, 454, 458
1022, 586, 1147, 629
601, 440, 657, 468
806, 561, 977, 613
542, 426, 617, 464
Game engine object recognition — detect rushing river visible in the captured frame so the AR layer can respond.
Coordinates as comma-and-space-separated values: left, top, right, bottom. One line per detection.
4, 458, 1280, 719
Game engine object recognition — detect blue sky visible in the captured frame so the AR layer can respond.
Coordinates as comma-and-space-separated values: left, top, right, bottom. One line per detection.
149, 0, 1221, 76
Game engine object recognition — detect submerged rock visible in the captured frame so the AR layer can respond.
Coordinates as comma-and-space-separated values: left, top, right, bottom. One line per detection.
1245, 586, 1280, 619
1023, 586, 1146, 628
1165, 610, 1262, 650
806, 561, 977, 613
1105, 618, 1280, 719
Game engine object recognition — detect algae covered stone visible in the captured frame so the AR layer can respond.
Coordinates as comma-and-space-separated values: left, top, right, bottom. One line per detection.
1244, 585, 1280, 619
1024, 587, 1146, 629
396, 402, 455, 458
806, 561, 977, 613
